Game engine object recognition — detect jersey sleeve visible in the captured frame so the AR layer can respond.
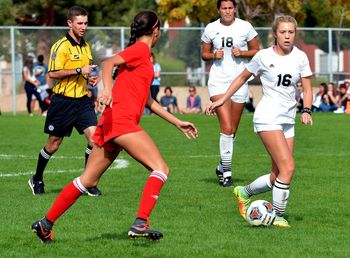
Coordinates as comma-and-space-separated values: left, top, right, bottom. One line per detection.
299, 52, 313, 78
119, 43, 148, 68
154, 63, 161, 72
246, 51, 262, 76
246, 22, 258, 42
48, 43, 66, 72
201, 24, 212, 44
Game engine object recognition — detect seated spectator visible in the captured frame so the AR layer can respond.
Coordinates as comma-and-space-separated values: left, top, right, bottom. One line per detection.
334, 83, 349, 113
160, 86, 178, 113
312, 82, 327, 112
295, 81, 303, 112
181, 86, 202, 114
319, 82, 339, 112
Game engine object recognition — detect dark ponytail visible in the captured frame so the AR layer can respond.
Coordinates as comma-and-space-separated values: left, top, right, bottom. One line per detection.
128, 10, 160, 47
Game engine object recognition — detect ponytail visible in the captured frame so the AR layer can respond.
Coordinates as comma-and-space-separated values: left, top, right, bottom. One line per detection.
127, 10, 160, 47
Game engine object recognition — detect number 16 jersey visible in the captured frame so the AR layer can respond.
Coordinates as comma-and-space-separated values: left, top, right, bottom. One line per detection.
246, 46, 312, 125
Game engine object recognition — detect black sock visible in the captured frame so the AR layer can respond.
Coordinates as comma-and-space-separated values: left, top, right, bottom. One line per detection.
85, 145, 92, 167
33, 147, 52, 182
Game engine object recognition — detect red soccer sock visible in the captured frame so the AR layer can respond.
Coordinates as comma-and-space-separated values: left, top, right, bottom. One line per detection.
136, 171, 168, 221
46, 179, 85, 223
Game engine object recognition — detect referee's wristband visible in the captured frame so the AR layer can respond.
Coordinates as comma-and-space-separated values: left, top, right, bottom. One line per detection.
301, 107, 312, 115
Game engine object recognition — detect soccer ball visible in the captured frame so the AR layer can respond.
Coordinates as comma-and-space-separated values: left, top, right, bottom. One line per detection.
245, 200, 276, 226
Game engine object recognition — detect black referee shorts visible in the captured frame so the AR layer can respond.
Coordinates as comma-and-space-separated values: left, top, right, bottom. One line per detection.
44, 94, 97, 137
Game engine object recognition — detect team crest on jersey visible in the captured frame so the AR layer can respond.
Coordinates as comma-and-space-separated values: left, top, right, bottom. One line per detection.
269, 64, 275, 68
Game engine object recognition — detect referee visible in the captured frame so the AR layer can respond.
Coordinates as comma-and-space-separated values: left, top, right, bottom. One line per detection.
28, 6, 101, 196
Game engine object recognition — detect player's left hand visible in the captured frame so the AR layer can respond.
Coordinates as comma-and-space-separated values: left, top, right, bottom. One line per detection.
205, 99, 224, 115
98, 87, 113, 107
177, 121, 198, 139
232, 47, 242, 57
301, 113, 313, 125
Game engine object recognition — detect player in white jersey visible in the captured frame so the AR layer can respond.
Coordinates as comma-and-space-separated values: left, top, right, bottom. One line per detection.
201, 0, 259, 187
206, 16, 313, 227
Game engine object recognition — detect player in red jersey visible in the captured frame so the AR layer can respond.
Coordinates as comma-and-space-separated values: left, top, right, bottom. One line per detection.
31, 10, 198, 243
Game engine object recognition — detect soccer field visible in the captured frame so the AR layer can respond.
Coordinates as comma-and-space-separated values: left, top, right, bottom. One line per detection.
0, 112, 349, 257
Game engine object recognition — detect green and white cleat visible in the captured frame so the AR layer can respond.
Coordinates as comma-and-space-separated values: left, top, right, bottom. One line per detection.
233, 186, 251, 220
273, 216, 291, 228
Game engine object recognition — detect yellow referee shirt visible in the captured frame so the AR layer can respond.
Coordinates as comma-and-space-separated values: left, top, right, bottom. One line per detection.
49, 33, 93, 98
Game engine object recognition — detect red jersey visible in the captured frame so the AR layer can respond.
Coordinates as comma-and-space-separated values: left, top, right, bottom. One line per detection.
93, 42, 153, 150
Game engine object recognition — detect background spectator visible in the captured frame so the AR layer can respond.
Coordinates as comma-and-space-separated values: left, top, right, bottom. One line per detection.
244, 89, 255, 112
150, 52, 161, 101
319, 82, 339, 112
32, 55, 50, 115
181, 86, 202, 114
295, 81, 304, 112
312, 82, 327, 112
160, 86, 178, 113
23, 56, 45, 116
334, 83, 349, 113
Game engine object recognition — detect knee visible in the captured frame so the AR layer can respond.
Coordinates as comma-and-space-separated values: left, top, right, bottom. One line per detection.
220, 125, 234, 135
45, 141, 60, 153
152, 164, 170, 176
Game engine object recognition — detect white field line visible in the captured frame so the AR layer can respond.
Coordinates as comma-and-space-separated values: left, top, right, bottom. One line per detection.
0, 154, 129, 177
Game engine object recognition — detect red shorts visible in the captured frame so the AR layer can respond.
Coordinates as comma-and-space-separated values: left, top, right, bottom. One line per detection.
93, 108, 143, 152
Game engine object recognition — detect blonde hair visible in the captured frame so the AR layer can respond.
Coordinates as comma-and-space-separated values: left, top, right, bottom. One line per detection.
272, 15, 298, 45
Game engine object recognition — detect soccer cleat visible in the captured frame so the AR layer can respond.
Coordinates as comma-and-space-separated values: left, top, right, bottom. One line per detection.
31, 220, 53, 244
233, 186, 251, 220
215, 166, 224, 186
273, 216, 291, 228
128, 222, 163, 240
86, 186, 102, 197
222, 176, 233, 187
28, 177, 45, 195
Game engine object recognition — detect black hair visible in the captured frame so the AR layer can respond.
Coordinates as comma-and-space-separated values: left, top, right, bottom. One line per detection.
128, 10, 160, 47
164, 86, 172, 94
37, 54, 44, 63
67, 6, 88, 21
217, 0, 236, 9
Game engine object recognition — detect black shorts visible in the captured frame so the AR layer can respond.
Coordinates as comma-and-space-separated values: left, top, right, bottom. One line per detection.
44, 94, 97, 137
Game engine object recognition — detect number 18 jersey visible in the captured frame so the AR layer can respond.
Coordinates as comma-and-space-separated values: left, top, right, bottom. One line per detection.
246, 46, 312, 124
201, 18, 258, 85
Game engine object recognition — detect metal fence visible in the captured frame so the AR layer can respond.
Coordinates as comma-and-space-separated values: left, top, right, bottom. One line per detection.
1, 26, 350, 114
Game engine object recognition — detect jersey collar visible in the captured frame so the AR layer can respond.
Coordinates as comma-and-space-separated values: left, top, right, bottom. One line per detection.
66, 32, 86, 47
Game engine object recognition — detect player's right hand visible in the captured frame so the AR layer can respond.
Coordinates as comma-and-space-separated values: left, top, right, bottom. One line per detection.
214, 48, 224, 59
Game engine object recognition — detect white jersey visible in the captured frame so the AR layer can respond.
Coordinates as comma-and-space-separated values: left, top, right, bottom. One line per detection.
201, 18, 258, 85
247, 46, 312, 124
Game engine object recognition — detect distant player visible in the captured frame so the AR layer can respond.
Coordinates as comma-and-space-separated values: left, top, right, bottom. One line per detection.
207, 15, 313, 227
31, 10, 198, 243
201, 0, 260, 187
28, 6, 101, 196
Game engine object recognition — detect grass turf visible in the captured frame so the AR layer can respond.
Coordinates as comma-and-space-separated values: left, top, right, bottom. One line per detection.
0, 112, 349, 257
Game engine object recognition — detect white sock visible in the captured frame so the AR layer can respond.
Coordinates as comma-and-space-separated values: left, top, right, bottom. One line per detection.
272, 178, 290, 217
244, 174, 272, 197
73, 177, 88, 194
219, 133, 234, 178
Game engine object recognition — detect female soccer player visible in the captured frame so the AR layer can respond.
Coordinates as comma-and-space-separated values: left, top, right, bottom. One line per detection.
31, 10, 198, 243
206, 15, 313, 227
201, 0, 259, 187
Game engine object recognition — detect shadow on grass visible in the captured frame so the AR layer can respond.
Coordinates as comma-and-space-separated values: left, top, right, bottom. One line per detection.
85, 231, 162, 246
201, 177, 245, 186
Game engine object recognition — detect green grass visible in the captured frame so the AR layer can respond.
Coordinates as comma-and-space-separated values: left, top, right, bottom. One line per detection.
0, 112, 349, 257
